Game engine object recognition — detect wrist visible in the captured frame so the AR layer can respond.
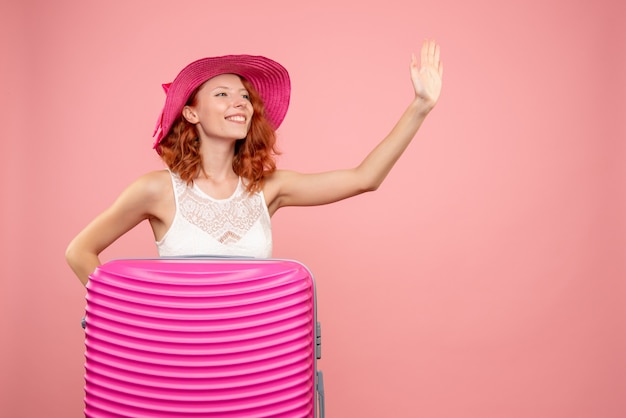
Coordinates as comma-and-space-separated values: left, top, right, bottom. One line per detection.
409, 97, 436, 117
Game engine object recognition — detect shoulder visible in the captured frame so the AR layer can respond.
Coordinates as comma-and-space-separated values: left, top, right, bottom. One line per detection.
123, 170, 173, 203
265, 169, 297, 186
106, 169, 174, 222
263, 169, 290, 192
141, 169, 172, 188
262, 170, 299, 214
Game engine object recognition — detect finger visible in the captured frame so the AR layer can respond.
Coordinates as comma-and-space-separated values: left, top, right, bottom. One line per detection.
421, 40, 429, 67
428, 39, 436, 62
433, 42, 443, 77
425, 39, 439, 67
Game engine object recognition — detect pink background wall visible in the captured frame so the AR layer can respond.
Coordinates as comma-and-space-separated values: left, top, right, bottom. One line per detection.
2, 0, 625, 417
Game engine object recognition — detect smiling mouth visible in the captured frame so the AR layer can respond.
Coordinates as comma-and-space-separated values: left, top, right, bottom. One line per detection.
226, 115, 246, 123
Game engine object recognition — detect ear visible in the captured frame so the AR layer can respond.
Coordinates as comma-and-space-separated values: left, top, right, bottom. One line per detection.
182, 105, 199, 124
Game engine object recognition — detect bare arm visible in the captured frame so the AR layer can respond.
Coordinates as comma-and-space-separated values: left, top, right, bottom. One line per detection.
266, 40, 443, 213
65, 171, 171, 285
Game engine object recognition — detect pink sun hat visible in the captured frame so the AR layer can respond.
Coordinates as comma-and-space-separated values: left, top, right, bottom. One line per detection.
153, 54, 291, 149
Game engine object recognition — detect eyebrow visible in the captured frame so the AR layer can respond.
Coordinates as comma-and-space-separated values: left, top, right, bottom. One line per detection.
211, 86, 249, 92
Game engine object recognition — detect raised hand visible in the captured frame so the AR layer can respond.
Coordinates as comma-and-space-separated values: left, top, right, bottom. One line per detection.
410, 39, 443, 112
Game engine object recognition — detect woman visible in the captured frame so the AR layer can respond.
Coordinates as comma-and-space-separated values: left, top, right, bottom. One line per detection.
65, 40, 443, 286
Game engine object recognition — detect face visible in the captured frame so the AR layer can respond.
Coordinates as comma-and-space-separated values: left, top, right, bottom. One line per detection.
183, 73, 254, 143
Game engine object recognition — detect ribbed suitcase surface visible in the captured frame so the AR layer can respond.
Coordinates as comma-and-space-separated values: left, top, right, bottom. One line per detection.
84, 258, 322, 417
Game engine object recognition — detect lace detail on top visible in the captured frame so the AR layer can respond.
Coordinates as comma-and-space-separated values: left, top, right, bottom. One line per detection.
156, 171, 272, 258
180, 183, 264, 244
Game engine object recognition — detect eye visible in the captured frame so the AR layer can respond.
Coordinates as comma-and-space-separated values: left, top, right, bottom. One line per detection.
215, 92, 227, 97
243, 94, 250, 101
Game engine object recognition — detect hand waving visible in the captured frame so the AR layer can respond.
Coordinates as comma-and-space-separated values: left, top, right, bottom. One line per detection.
411, 39, 443, 111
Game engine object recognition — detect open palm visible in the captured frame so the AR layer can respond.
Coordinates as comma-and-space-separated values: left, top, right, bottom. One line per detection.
411, 40, 443, 110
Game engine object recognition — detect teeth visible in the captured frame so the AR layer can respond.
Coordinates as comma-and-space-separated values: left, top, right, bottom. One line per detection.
226, 115, 245, 122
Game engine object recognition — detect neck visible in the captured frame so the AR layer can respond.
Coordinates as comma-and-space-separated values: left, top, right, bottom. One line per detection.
197, 138, 238, 181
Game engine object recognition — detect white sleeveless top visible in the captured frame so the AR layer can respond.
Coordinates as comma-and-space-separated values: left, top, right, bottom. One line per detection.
156, 171, 272, 258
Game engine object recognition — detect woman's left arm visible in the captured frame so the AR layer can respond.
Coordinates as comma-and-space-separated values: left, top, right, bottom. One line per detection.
266, 39, 443, 213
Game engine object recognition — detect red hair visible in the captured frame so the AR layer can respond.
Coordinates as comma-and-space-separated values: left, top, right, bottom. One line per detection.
156, 76, 280, 193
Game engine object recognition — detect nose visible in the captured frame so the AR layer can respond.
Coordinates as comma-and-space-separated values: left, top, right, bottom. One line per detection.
233, 95, 250, 108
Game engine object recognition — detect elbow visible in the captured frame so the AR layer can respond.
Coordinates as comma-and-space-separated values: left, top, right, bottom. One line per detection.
355, 165, 385, 194
360, 177, 383, 193
365, 180, 382, 193
65, 241, 80, 271
361, 184, 379, 194
65, 240, 97, 286
65, 238, 89, 273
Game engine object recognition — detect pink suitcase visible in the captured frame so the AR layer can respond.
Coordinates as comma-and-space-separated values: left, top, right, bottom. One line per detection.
84, 257, 324, 417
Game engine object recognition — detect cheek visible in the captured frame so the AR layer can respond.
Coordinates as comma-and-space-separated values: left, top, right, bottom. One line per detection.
247, 106, 254, 127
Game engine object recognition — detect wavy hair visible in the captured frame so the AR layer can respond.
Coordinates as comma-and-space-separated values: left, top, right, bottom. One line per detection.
156, 76, 280, 193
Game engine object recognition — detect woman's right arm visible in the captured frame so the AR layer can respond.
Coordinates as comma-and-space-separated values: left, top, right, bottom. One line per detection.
65, 170, 170, 286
